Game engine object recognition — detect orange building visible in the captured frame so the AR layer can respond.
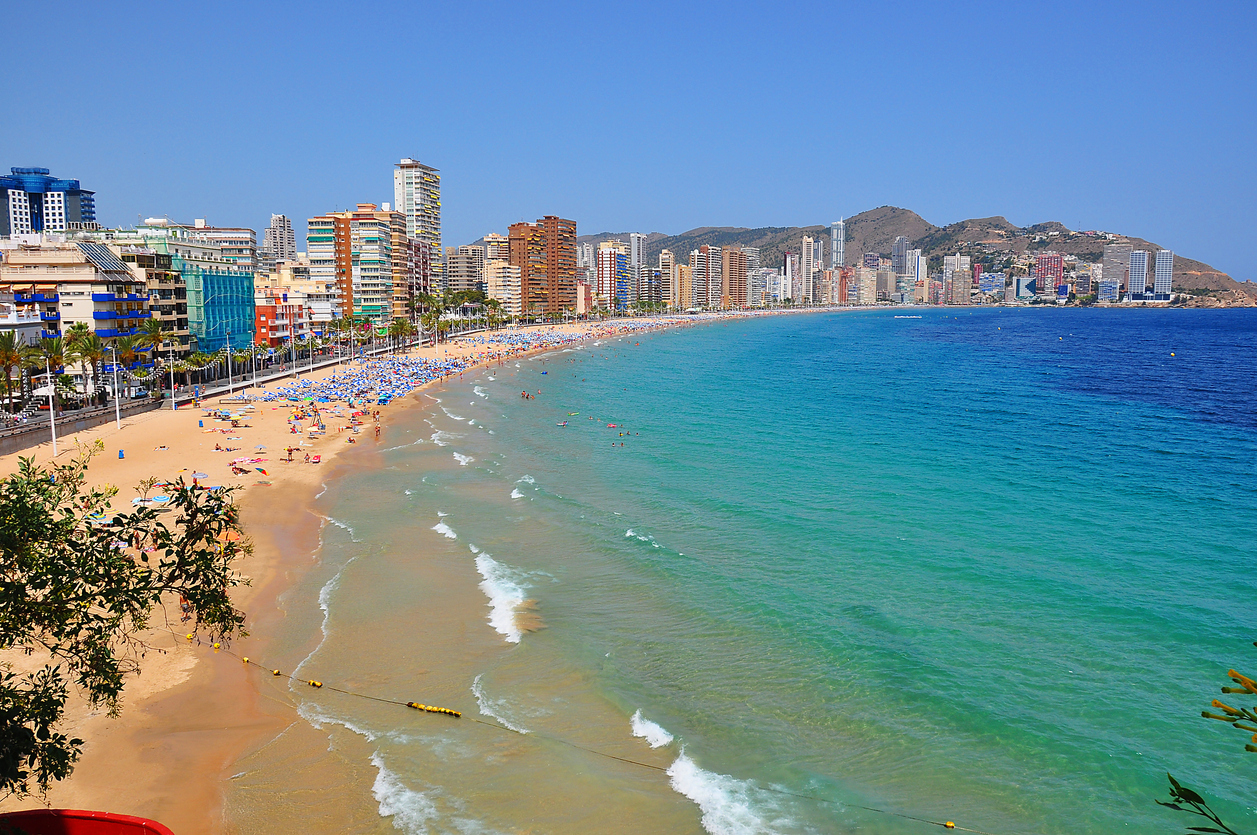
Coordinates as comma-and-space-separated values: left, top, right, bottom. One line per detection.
508, 216, 576, 315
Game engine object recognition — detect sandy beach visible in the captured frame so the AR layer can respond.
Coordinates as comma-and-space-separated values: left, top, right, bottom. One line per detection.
0, 315, 704, 831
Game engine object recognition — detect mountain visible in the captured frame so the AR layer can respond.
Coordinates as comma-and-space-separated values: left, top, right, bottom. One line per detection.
480, 208, 1250, 298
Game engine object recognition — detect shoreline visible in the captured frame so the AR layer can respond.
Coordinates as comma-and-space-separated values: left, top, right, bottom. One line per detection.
0, 313, 715, 829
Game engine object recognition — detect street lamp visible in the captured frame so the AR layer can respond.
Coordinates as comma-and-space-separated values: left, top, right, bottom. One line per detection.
45, 358, 56, 457
110, 345, 120, 429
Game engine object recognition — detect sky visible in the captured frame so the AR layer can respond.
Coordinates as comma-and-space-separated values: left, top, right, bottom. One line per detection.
6, 0, 1255, 279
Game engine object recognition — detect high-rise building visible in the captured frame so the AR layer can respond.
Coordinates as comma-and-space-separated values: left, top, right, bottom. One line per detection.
674, 264, 693, 309
783, 251, 798, 301
393, 159, 440, 252
486, 259, 522, 316
721, 247, 748, 308
800, 237, 816, 304
856, 267, 878, 305
658, 249, 675, 307
909, 253, 928, 302
188, 220, 258, 275
1128, 250, 1149, 297
891, 236, 910, 276
262, 214, 297, 261
1154, 250, 1173, 296
863, 252, 880, 269
596, 241, 631, 309
1034, 254, 1064, 296
689, 245, 722, 308
508, 216, 577, 315
484, 233, 510, 262
445, 245, 485, 293
1102, 243, 1132, 295
307, 204, 409, 322
830, 219, 845, 269
0, 167, 97, 236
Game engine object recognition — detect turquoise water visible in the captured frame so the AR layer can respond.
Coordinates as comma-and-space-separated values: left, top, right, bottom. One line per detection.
237, 309, 1257, 834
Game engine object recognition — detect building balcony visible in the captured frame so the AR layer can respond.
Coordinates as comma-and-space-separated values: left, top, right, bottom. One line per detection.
16, 292, 59, 303
92, 293, 148, 302
41, 329, 61, 339
95, 327, 139, 338
92, 310, 153, 320
40, 311, 60, 321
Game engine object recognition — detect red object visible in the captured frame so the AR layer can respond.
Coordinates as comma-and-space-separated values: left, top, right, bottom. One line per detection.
0, 809, 174, 834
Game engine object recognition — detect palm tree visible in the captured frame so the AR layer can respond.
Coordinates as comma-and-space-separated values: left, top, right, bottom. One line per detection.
0, 331, 26, 413
112, 335, 139, 368
36, 337, 67, 413
75, 333, 108, 405
136, 319, 172, 358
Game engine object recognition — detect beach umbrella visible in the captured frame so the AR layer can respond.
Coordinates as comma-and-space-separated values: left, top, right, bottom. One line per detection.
191, 472, 209, 479
255, 445, 266, 450
255, 467, 269, 476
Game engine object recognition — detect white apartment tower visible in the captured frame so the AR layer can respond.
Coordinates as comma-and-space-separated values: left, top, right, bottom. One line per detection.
393, 159, 441, 252
1154, 250, 1173, 295
830, 219, 845, 269
1128, 250, 1149, 296
264, 214, 297, 262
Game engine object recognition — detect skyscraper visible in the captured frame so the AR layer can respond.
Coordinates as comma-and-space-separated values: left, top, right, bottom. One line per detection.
891, 236, 910, 276
508, 216, 577, 314
721, 247, 748, 308
1154, 250, 1173, 296
658, 249, 675, 307
1034, 254, 1064, 296
830, 219, 845, 269
1128, 250, 1149, 297
263, 214, 297, 261
800, 236, 822, 304
484, 233, 510, 262
1102, 243, 1132, 297
445, 245, 485, 293
0, 167, 97, 235
596, 241, 630, 309
393, 159, 440, 252
688, 246, 721, 308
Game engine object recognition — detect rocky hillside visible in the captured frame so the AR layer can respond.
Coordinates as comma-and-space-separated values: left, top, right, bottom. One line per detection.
575, 208, 1250, 297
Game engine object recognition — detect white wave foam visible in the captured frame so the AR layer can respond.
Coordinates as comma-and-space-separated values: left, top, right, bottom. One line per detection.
453, 452, 474, 466
371, 753, 440, 832
432, 520, 457, 539
441, 407, 466, 421
314, 482, 328, 500
667, 752, 789, 835
473, 550, 527, 644
487, 376, 495, 380
473, 386, 488, 399
510, 488, 524, 500
403, 489, 413, 496
517, 475, 535, 484
471, 674, 530, 734
298, 702, 379, 743
325, 517, 361, 542
430, 430, 452, 447
630, 710, 674, 748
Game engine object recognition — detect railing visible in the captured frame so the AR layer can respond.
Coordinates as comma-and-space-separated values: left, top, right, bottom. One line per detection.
40, 311, 60, 321
92, 311, 152, 320
15, 293, 59, 302
95, 328, 139, 338
41, 329, 60, 338
92, 293, 148, 302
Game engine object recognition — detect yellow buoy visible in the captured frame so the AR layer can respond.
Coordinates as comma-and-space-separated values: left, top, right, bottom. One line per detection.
242, 657, 249, 663
944, 824, 955, 830
1170, 352, 1175, 356
212, 642, 220, 649
272, 669, 281, 676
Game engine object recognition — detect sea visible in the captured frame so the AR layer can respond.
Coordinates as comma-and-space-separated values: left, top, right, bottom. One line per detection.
226, 307, 1257, 835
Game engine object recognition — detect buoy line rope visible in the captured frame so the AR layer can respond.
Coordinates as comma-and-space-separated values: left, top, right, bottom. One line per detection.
170, 628, 1007, 834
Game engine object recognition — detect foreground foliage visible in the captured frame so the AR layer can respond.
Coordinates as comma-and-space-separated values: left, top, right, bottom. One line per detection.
0, 444, 249, 798
1158, 642, 1257, 834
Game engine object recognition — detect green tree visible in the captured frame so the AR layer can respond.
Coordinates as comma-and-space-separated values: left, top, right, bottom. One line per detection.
0, 332, 28, 414
73, 333, 107, 405
0, 447, 248, 797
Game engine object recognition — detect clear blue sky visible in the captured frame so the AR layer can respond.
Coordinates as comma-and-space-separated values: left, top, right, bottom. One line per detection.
6, 1, 1254, 279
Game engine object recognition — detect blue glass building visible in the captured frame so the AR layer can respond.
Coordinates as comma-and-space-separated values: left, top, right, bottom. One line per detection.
178, 256, 254, 353
0, 167, 97, 235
